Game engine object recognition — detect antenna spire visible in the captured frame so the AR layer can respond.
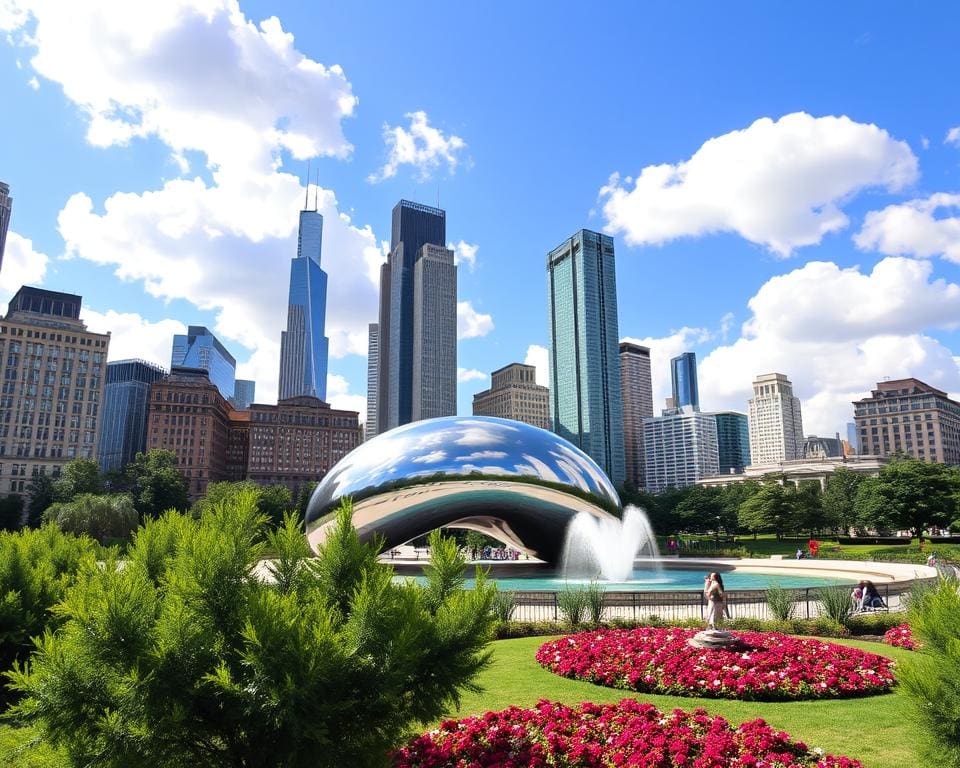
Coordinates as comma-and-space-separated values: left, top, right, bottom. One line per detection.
314, 167, 320, 211
304, 159, 311, 210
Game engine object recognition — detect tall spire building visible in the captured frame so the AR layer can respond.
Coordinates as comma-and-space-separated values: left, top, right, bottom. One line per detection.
670, 352, 699, 409
547, 229, 626, 486
0, 182, 11, 275
279, 201, 329, 402
374, 200, 448, 431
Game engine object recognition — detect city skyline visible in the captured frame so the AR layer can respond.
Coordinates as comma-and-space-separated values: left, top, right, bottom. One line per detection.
3, 3, 960, 440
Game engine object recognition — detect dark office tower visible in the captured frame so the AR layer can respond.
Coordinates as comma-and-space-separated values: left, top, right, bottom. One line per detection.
0, 182, 11, 275
279, 206, 329, 401
98, 359, 167, 473
670, 351, 699, 409
384, 200, 446, 429
713, 411, 750, 475
547, 229, 626, 486
620, 342, 654, 489
375, 263, 391, 434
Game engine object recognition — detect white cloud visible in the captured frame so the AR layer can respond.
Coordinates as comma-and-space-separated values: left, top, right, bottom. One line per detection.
946, 127, 960, 147
457, 300, 493, 340
855, 193, 960, 263
523, 344, 549, 387
921, 136, 931, 150
457, 367, 486, 384
325, 372, 365, 415
0, 231, 49, 299
448, 240, 478, 271
696, 257, 960, 435
368, 110, 467, 183
600, 112, 918, 256
26, 75, 37, 89
2, 0, 356, 176
80, 309, 184, 368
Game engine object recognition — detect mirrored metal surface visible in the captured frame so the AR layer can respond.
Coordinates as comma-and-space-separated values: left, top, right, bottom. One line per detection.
305, 416, 622, 564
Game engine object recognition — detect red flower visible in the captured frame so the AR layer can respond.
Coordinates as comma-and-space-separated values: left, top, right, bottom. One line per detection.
882, 623, 919, 650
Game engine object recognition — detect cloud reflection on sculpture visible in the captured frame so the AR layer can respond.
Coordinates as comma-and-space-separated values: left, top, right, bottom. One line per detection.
305, 416, 622, 564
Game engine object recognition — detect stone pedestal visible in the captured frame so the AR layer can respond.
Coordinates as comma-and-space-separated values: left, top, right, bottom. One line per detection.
688, 629, 739, 650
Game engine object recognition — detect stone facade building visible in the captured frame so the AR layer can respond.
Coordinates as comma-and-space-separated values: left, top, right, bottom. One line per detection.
472, 363, 550, 429
748, 372, 804, 467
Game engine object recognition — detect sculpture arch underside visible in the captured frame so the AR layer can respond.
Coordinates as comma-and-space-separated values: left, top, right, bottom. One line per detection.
305, 479, 618, 565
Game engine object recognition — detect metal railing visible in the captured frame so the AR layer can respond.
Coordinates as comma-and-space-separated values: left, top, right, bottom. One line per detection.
509, 581, 922, 623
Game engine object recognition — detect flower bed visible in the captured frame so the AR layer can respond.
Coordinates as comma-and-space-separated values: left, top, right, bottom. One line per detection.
536, 628, 894, 700
883, 623, 918, 650
392, 698, 862, 767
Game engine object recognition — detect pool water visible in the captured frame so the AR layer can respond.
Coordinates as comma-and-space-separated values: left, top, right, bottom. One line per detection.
405, 568, 857, 592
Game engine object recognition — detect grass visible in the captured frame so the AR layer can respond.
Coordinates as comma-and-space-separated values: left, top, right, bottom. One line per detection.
444, 635, 920, 768
730, 533, 960, 563
0, 635, 921, 767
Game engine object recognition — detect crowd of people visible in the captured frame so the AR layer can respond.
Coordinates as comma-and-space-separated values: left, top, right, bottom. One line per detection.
470, 546, 521, 561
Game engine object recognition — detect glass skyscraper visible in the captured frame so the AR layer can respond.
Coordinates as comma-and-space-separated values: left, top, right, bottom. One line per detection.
0, 182, 11, 276
231, 379, 256, 410
170, 325, 236, 400
412, 243, 457, 420
279, 209, 329, 401
98, 359, 167, 472
379, 200, 446, 430
547, 229, 625, 487
713, 411, 750, 475
670, 352, 699, 409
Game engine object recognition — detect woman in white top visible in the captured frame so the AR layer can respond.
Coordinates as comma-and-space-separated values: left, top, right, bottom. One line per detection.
705, 572, 725, 629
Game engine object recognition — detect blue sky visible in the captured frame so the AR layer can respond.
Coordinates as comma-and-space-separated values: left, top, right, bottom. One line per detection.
2, 1, 960, 436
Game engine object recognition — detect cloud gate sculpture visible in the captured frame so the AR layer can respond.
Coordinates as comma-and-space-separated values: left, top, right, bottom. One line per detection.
305, 416, 622, 564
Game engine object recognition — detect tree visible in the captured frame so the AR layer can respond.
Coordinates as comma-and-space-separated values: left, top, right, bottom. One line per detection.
0, 495, 24, 532
125, 450, 189, 517
859, 458, 959, 539
738, 482, 799, 538
821, 467, 864, 533
295, 480, 318, 522
790, 481, 828, 536
25, 474, 56, 528
674, 486, 724, 533
258, 484, 293, 528
52, 458, 102, 502
195, 481, 293, 528
43, 493, 138, 544
9, 494, 496, 767
852, 477, 895, 532
718, 480, 761, 534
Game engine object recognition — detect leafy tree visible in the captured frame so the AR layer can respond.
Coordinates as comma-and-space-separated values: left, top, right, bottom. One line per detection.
125, 450, 189, 517
0, 495, 24, 532
822, 467, 864, 533
195, 481, 292, 529
718, 480, 761, 534
294, 480, 318, 522
899, 578, 960, 766
43, 493, 138, 544
25, 474, 56, 528
852, 476, 895, 532
258, 484, 293, 528
738, 482, 799, 538
674, 486, 724, 533
0, 525, 97, 709
790, 481, 828, 536
52, 458, 102, 502
9, 494, 496, 767
859, 458, 959, 539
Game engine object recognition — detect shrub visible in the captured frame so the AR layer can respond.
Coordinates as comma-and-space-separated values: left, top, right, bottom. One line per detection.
490, 589, 517, 623
899, 578, 960, 767
765, 582, 795, 621
0, 525, 97, 709
8, 494, 496, 767
556, 583, 589, 626
43, 493, 137, 544
817, 584, 855, 627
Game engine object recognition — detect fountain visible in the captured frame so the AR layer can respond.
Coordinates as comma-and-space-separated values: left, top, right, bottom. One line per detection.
560, 505, 661, 582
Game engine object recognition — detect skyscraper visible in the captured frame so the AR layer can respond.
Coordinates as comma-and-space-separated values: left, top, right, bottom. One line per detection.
620, 342, 654, 489
0, 182, 11, 275
643, 409, 719, 492
366, 323, 379, 440
747, 372, 804, 466
670, 352, 699, 409
378, 200, 447, 430
547, 229, 625, 486
279, 206, 329, 402
473, 363, 550, 429
98, 359, 166, 472
1, 286, 110, 496
412, 245, 457, 420
231, 379, 256, 410
713, 411, 750, 474
170, 325, 236, 400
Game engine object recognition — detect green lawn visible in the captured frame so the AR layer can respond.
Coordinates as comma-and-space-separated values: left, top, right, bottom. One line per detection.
445, 635, 921, 768
0, 635, 923, 768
